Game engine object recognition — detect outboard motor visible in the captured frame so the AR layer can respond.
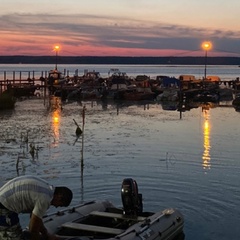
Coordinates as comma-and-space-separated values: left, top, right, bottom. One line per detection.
121, 178, 143, 215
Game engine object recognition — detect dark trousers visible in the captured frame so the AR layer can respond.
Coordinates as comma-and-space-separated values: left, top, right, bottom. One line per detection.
0, 202, 23, 240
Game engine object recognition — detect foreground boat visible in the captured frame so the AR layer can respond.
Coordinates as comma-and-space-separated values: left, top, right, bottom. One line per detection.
24, 178, 184, 240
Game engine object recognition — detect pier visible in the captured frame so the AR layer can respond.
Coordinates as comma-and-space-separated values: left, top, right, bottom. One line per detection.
0, 70, 45, 94
0, 69, 72, 94
0, 70, 239, 100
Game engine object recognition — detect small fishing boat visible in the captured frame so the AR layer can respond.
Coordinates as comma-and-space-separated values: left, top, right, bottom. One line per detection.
48, 69, 67, 85
24, 178, 184, 240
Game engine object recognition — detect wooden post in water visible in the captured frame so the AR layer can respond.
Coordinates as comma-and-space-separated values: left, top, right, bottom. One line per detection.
43, 78, 47, 106
80, 106, 86, 201
81, 106, 86, 168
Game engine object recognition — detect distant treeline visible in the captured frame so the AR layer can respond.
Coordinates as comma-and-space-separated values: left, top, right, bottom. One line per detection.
0, 56, 240, 65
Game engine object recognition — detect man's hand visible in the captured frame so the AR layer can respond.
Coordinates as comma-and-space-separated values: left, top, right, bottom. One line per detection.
47, 234, 61, 240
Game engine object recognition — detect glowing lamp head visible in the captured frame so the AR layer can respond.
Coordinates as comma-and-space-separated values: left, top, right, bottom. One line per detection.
54, 45, 60, 51
202, 41, 212, 51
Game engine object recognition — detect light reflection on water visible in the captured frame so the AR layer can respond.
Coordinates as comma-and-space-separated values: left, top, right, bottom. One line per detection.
0, 98, 240, 240
202, 108, 211, 170
51, 108, 60, 146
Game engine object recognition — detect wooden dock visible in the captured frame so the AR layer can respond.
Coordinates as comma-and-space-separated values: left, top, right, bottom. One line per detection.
0, 70, 239, 99
0, 70, 46, 94
0, 79, 46, 95
0, 69, 72, 94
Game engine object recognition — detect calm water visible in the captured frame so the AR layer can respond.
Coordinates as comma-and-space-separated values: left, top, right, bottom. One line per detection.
0, 63, 240, 81
0, 64, 240, 240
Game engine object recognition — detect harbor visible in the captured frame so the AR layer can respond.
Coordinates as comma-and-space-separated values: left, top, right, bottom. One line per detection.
0, 64, 240, 240
0, 64, 240, 113
1, 0, 240, 238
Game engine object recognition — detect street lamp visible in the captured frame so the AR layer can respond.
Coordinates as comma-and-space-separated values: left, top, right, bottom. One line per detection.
201, 41, 212, 80
54, 45, 60, 70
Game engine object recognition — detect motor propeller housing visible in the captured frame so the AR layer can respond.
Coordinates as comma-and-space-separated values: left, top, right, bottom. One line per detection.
121, 178, 143, 215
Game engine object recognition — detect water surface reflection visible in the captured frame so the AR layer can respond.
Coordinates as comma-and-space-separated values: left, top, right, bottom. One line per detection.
202, 107, 211, 170
51, 109, 60, 146
0, 98, 240, 240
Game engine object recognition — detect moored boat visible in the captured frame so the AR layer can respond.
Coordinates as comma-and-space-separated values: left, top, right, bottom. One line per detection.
192, 90, 219, 103
24, 178, 184, 240
232, 93, 240, 106
123, 89, 156, 101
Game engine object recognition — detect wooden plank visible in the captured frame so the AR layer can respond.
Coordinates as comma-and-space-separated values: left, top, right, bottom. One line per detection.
62, 222, 124, 235
90, 211, 146, 221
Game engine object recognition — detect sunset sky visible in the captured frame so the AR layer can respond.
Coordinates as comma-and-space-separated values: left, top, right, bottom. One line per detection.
1, 0, 240, 57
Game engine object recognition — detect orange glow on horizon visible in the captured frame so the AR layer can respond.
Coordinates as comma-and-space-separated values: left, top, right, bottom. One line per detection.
0, 34, 229, 56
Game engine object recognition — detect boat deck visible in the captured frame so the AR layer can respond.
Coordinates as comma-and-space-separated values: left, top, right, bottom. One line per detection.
61, 222, 124, 235
90, 210, 146, 221
60, 210, 147, 236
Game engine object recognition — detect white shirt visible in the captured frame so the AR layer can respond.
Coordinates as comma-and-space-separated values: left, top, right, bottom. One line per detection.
0, 175, 54, 218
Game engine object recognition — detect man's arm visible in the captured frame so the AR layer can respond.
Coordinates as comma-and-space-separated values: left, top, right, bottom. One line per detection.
29, 213, 60, 240
29, 213, 48, 240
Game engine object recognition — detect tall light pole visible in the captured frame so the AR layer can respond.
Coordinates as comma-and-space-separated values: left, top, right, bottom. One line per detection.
201, 41, 212, 80
54, 45, 60, 70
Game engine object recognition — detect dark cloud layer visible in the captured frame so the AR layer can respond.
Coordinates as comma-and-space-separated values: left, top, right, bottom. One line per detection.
1, 13, 240, 56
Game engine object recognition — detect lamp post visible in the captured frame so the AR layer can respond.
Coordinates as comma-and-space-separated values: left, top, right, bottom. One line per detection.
201, 41, 212, 80
54, 45, 60, 70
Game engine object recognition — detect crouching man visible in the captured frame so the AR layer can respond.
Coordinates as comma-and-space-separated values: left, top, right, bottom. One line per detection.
0, 175, 73, 240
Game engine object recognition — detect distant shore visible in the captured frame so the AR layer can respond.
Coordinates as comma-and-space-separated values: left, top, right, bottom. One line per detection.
0, 56, 240, 65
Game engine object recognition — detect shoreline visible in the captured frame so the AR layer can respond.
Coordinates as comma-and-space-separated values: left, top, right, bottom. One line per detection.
0, 56, 240, 65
